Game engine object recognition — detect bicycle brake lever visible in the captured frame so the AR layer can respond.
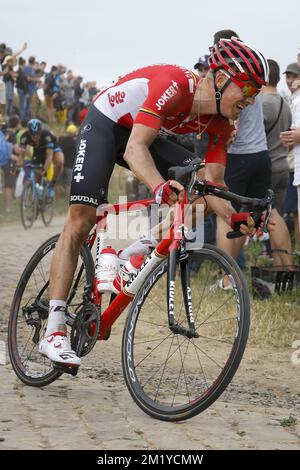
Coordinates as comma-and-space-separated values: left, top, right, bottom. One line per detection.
187, 170, 197, 201
261, 189, 274, 232
226, 229, 244, 239
262, 202, 272, 233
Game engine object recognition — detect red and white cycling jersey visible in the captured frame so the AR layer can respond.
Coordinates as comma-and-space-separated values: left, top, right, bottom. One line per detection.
93, 64, 234, 165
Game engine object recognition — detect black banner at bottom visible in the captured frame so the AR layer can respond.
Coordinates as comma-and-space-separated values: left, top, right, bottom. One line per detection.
0, 449, 297, 467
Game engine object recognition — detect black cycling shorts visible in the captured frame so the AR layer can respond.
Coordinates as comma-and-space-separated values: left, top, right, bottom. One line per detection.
224, 151, 271, 212
69, 105, 194, 208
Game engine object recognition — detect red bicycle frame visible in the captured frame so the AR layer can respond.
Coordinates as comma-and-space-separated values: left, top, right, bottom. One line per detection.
85, 195, 189, 340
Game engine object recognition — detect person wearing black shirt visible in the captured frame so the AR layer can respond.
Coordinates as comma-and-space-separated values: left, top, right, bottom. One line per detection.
20, 119, 64, 195
16, 57, 28, 120
58, 124, 77, 194
3, 56, 16, 116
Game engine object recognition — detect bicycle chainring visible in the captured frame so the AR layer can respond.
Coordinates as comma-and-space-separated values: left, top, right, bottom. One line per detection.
70, 303, 100, 357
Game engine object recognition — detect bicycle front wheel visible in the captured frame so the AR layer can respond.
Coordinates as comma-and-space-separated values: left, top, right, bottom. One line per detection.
40, 185, 55, 226
20, 181, 37, 229
122, 244, 250, 421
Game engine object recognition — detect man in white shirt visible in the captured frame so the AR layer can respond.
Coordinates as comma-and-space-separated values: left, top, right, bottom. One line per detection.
280, 63, 300, 228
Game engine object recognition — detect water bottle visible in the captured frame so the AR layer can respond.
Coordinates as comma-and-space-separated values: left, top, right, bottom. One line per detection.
98, 246, 118, 293
112, 254, 144, 294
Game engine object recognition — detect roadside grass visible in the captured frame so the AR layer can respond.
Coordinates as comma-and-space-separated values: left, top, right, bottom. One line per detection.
244, 240, 300, 348
250, 293, 300, 347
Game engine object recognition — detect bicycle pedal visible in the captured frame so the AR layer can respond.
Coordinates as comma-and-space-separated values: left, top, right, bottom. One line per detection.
53, 363, 79, 376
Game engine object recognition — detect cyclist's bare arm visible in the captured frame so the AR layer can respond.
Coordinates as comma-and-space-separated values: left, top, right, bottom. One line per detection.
44, 148, 53, 173
202, 162, 235, 225
202, 162, 255, 236
124, 123, 184, 199
11, 41, 27, 60
123, 123, 165, 191
19, 145, 32, 165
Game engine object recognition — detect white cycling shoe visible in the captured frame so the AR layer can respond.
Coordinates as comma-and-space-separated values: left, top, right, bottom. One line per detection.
39, 332, 81, 367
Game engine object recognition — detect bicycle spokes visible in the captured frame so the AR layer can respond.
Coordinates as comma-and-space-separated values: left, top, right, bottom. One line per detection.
123, 246, 250, 420
167, 249, 198, 339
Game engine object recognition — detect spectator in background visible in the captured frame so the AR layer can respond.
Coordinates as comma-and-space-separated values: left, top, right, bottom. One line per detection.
7, 114, 21, 136
35, 61, 46, 78
283, 146, 300, 251
2, 55, 17, 116
62, 70, 75, 124
15, 118, 28, 144
0, 123, 20, 212
194, 54, 210, 78
44, 65, 59, 123
24, 56, 40, 118
40, 61, 47, 72
0, 42, 27, 118
57, 123, 77, 196
72, 76, 83, 125
79, 82, 90, 109
78, 105, 88, 125
88, 81, 98, 100
0, 45, 7, 117
212, 29, 287, 282
53, 66, 66, 125
16, 57, 28, 120
281, 63, 300, 236
262, 59, 293, 266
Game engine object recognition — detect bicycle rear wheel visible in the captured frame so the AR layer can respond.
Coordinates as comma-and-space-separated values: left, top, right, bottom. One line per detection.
122, 244, 250, 421
20, 181, 37, 229
8, 234, 94, 387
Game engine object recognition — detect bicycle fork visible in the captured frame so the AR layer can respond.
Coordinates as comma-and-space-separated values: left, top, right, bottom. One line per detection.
167, 248, 199, 339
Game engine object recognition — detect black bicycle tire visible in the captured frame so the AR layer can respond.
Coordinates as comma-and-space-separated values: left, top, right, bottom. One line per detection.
121, 244, 250, 421
40, 200, 55, 227
8, 234, 95, 387
40, 187, 55, 227
20, 181, 37, 229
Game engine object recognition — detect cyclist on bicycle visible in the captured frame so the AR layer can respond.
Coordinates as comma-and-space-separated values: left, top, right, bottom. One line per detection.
39, 37, 269, 367
20, 118, 64, 197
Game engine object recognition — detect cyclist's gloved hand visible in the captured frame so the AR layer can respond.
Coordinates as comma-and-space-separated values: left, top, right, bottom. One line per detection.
153, 180, 184, 206
260, 209, 276, 232
230, 212, 256, 237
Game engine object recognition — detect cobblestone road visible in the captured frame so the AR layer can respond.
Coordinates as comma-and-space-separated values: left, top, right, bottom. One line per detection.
0, 215, 299, 450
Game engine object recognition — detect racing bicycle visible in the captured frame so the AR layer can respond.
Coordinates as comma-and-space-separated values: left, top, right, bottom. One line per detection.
8, 158, 273, 421
20, 163, 55, 229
